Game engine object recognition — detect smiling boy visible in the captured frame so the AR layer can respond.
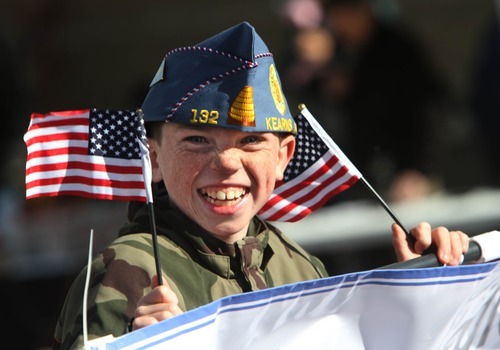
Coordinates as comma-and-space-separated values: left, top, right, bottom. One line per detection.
53, 22, 468, 349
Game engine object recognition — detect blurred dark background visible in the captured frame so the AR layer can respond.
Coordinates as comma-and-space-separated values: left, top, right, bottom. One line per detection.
0, 0, 499, 348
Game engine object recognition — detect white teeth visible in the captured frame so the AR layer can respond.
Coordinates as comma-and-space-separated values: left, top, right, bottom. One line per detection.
204, 188, 246, 201
216, 191, 226, 200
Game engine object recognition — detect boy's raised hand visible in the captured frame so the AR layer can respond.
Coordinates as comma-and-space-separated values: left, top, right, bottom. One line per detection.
392, 222, 469, 266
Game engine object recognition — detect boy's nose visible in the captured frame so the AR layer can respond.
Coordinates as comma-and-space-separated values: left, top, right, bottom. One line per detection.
211, 149, 242, 173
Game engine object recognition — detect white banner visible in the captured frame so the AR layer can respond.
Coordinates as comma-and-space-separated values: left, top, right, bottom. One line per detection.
90, 261, 500, 350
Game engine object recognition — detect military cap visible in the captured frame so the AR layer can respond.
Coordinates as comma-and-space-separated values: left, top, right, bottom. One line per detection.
141, 21, 297, 135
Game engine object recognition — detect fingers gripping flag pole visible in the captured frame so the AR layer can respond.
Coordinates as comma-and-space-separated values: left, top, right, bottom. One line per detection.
258, 104, 411, 237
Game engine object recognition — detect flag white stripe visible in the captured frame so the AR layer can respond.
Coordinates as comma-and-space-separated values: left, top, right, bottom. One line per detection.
26, 139, 89, 153
26, 154, 143, 169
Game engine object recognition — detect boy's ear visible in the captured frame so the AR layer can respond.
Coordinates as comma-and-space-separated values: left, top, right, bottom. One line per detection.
276, 134, 295, 181
148, 139, 163, 183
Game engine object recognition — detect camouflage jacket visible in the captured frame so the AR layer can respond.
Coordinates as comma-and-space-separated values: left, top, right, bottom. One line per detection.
53, 194, 328, 349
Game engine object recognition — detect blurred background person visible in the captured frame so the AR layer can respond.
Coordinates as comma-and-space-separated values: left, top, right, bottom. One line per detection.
280, 0, 339, 140
281, 0, 451, 203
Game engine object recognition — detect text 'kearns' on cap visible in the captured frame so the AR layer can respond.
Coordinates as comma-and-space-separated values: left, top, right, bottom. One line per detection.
141, 21, 297, 135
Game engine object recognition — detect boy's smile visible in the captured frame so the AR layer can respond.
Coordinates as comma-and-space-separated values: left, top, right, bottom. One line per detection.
200, 187, 248, 206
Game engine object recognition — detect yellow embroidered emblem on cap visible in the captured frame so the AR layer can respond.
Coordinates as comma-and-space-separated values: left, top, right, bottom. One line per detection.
269, 64, 286, 116
228, 86, 256, 126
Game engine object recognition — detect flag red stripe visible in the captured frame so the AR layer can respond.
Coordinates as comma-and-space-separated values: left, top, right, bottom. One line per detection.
30, 109, 90, 119
26, 161, 143, 176
26, 190, 145, 202
27, 117, 90, 129
26, 176, 146, 190
26, 146, 89, 161
25, 132, 89, 147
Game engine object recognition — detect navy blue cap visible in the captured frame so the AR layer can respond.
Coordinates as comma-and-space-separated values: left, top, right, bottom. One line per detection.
141, 21, 297, 135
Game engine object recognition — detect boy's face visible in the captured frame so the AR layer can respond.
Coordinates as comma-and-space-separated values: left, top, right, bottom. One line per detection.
149, 123, 295, 243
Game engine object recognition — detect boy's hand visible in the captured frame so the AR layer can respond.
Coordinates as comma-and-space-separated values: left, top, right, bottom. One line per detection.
392, 222, 469, 266
131, 275, 183, 331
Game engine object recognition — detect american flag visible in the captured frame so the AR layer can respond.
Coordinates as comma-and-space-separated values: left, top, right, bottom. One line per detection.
24, 108, 148, 202
258, 106, 361, 222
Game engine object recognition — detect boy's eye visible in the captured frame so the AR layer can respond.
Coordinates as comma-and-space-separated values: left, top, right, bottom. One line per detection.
242, 135, 261, 144
185, 136, 207, 144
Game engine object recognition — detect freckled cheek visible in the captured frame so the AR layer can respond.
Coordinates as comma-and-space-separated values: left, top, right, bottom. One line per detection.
247, 156, 279, 192
167, 165, 196, 188
163, 155, 205, 194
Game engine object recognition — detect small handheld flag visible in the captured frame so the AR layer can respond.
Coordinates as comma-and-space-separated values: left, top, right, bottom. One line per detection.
259, 105, 412, 238
258, 104, 361, 222
24, 109, 148, 202
24, 108, 164, 284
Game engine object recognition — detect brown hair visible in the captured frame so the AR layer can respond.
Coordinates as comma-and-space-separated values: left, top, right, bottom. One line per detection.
145, 121, 164, 142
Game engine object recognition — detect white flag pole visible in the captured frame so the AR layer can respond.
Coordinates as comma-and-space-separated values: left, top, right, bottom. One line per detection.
83, 229, 94, 349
